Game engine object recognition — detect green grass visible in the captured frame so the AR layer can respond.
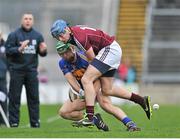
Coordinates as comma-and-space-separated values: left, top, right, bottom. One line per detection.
0, 104, 180, 138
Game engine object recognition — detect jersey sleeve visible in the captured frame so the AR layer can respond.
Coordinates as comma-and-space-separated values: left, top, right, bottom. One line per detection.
59, 60, 71, 75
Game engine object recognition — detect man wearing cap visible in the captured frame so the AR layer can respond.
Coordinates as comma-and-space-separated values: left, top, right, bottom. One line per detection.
50, 19, 152, 128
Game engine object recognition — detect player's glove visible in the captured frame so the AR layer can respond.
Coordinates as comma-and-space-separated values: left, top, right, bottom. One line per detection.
79, 89, 85, 99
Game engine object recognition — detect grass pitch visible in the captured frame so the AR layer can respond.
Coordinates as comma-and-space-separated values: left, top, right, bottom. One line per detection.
0, 104, 180, 138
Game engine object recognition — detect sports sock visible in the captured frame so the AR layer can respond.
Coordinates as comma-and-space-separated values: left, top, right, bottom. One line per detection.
122, 117, 132, 125
130, 93, 146, 109
122, 117, 136, 128
86, 106, 94, 121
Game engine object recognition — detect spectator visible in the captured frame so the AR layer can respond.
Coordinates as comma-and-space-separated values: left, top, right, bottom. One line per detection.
0, 32, 8, 126
118, 57, 136, 83
5, 13, 47, 128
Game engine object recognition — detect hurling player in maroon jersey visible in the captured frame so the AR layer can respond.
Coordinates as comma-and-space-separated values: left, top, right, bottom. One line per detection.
50, 19, 152, 127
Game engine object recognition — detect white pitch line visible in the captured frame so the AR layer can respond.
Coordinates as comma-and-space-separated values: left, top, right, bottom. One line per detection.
20, 123, 30, 128
46, 115, 60, 123
19, 115, 60, 128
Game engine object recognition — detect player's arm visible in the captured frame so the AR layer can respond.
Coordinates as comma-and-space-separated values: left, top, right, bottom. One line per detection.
85, 47, 96, 61
59, 60, 81, 92
64, 72, 81, 93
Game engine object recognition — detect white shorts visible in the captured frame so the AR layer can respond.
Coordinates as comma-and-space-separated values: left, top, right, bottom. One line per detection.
95, 41, 122, 69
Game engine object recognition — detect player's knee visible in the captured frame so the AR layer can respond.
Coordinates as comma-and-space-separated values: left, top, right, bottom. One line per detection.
101, 88, 111, 96
59, 108, 68, 119
81, 75, 90, 85
99, 100, 109, 111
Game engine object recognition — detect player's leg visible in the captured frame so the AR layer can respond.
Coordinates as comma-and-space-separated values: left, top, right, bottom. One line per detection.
88, 80, 109, 131
111, 85, 152, 119
59, 99, 85, 121
99, 77, 140, 131
101, 77, 152, 120
81, 65, 101, 121
97, 92, 140, 131
73, 80, 109, 131
81, 41, 122, 122
97, 92, 126, 120
95, 75, 136, 121
104, 79, 145, 107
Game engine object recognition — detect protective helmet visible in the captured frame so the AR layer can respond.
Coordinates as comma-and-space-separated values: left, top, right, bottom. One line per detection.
56, 41, 71, 54
50, 19, 68, 38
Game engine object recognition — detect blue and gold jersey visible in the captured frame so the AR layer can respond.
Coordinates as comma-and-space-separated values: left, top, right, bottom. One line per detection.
59, 51, 89, 81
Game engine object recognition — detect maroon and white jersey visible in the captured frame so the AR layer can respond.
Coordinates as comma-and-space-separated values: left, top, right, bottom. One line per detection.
70, 26, 115, 55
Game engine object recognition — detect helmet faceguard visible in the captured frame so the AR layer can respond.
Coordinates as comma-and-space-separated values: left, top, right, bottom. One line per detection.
56, 41, 71, 54
50, 19, 68, 39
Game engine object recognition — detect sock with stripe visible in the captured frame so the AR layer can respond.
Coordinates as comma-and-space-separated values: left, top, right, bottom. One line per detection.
122, 117, 136, 128
86, 106, 94, 121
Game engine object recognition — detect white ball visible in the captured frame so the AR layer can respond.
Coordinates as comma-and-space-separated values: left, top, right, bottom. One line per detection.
153, 104, 159, 110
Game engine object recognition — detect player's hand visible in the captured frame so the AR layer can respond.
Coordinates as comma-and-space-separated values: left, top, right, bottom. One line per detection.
79, 89, 85, 99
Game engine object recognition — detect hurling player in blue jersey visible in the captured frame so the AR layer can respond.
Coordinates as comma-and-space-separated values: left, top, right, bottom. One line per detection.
56, 41, 141, 132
